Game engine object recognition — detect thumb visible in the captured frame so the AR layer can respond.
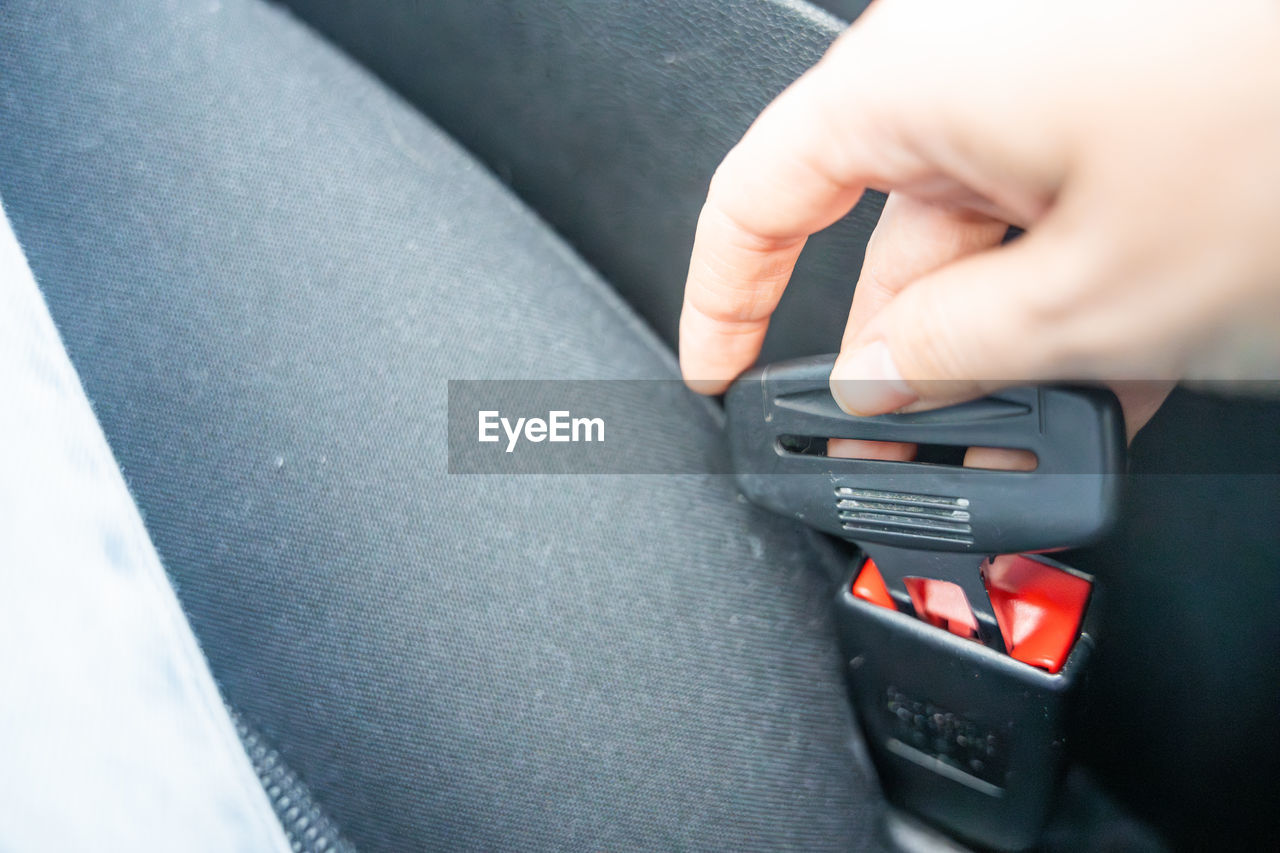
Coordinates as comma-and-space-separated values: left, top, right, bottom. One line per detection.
829, 229, 1079, 415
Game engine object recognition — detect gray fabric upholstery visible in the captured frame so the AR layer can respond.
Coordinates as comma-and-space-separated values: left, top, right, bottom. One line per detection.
0, 204, 292, 853
0, 1, 883, 850
268, 3, 1280, 845
178, 1, 1280, 836
277, 0, 886, 365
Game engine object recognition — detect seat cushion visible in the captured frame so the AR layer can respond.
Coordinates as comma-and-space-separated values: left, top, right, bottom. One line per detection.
0, 1, 883, 849
277, 0, 885, 364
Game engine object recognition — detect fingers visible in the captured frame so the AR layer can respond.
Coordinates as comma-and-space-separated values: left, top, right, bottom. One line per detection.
827, 437, 916, 461
677, 204, 812, 395
828, 193, 1009, 461
842, 194, 1010, 351
678, 66, 869, 392
833, 194, 1175, 441
830, 191, 1010, 417
828, 205, 1180, 438
1112, 380, 1176, 440
679, 0, 1075, 394
677, 15, 952, 393
956, 382, 1173, 468
829, 222, 1080, 415
962, 446, 1039, 471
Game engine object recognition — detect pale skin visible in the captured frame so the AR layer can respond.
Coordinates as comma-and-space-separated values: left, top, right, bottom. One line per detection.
680, 0, 1280, 464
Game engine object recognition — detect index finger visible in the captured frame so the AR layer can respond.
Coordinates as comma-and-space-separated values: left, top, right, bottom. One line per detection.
678, 56, 874, 393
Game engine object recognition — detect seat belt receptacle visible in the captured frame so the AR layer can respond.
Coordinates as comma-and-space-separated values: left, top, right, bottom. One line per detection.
725, 355, 1124, 851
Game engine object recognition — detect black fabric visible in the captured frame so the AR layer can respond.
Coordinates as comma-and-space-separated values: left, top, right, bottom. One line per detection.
276, 0, 886, 366
276, 0, 1280, 843
0, 1, 884, 851
1069, 390, 1280, 849
5, 1, 1278, 848
259, 3, 1280, 842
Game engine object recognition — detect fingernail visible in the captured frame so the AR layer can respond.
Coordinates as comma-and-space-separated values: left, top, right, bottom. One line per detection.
830, 341, 917, 415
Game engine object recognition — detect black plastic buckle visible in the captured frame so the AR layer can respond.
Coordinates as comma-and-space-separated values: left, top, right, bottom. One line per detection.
725, 355, 1125, 850
838, 553, 1099, 850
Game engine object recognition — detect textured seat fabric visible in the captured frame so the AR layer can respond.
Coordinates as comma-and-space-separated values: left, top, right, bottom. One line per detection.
263, 3, 1280, 845
0, 208, 291, 853
0, 1, 884, 850
277, 0, 886, 366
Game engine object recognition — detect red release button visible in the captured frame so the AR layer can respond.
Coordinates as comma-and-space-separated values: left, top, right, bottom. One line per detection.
850, 556, 896, 610
851, 555, 1091, 673
985, 554, 1091, 673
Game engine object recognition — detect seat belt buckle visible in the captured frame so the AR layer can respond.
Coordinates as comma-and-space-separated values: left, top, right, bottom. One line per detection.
724, 355, 1125, 851
841, 552, 1098, 850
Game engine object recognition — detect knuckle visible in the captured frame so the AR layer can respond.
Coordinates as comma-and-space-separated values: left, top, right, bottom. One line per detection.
1013, 244, 1110, 374
896, 294, 971, 382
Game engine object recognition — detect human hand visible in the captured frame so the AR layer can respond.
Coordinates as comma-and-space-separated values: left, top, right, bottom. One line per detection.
679, 0, 1280, 439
